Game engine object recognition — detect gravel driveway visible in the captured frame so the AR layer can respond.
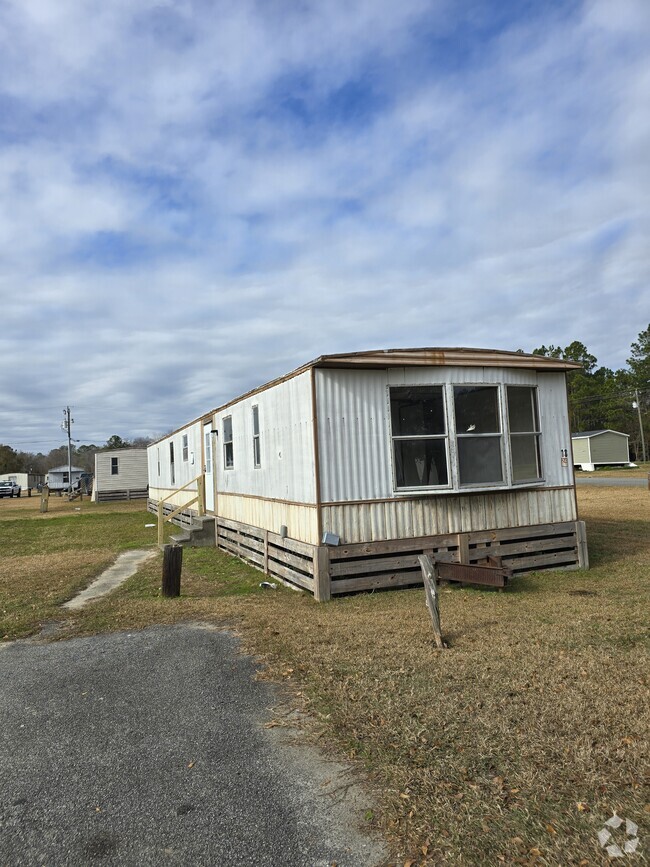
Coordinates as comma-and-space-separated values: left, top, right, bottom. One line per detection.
0, 624, 386, 867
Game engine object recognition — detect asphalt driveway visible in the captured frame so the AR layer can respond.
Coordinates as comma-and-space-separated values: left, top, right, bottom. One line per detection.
0, 624, 386, 867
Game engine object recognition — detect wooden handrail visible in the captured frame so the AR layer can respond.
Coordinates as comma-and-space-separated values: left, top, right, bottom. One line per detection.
157, 474, 206, 546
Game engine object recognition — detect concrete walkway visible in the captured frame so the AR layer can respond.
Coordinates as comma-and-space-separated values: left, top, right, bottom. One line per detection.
0, 624, 387, 867
62, 549, 157, 610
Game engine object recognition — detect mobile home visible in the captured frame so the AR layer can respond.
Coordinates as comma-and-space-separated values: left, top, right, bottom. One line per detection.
148, 348, 587, 600
571, 430, 631, 471
92, 449, 148, 501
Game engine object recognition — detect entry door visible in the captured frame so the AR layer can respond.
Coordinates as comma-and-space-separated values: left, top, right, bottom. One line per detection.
203, 422, 215, 512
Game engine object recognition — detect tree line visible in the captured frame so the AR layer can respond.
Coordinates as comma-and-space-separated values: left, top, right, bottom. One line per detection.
0, 434, 155, 477
532, 323, 650, 460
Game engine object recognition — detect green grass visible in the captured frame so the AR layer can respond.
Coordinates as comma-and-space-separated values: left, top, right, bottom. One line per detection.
1, 489, 649, 866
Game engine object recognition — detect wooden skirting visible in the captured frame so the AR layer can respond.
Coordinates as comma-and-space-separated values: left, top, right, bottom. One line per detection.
205, 514, 588, 601
96, 488, 148, 502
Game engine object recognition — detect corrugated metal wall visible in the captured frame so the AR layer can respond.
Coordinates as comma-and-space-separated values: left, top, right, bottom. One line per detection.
214, 370, 316, 505
316, 367, 575, 503
217, 493, 319, 545
322, 487, 577, 544
147, 419, 204, 494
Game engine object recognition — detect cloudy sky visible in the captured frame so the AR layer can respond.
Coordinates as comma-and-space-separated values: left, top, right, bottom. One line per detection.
1, 0, 648, 451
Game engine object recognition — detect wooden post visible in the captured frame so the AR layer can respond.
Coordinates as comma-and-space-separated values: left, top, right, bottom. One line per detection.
418, 554, 445, 649
263, 530, 269, 575
40, 486, 49, 514
457, 533, 470, 564
162, 544, 183, 597
313, 546, 331, 602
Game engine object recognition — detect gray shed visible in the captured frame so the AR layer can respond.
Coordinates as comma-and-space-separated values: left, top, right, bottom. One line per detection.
571, 430, 631, 471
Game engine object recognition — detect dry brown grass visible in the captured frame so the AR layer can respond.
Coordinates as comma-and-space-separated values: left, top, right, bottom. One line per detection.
3, 488, 648, 865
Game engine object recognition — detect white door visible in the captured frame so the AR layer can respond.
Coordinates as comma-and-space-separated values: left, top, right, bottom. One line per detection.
203, 422, 215, 512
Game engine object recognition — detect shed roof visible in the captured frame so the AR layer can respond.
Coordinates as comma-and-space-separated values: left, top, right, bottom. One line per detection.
572, 429, 629, 439
48, 465, 84, 473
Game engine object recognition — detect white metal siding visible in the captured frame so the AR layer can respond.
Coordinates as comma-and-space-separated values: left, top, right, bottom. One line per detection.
214, 371, 316, 504
147, 420, 204, 493
316, 367, 574, 502
94, 449, 148, 493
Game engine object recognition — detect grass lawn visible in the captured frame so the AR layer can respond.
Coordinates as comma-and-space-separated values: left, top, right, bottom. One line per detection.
1, 489, 648, 865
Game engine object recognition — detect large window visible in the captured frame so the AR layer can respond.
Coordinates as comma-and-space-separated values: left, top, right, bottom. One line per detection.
507, 386, 542, 482
390, 387, 449, 488
454, 386, 504, 486
223, 416, 234, 469
252, 406, 261, 468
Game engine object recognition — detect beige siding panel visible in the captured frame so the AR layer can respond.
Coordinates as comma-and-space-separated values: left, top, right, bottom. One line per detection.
321, 488, 576, 544
95, 449, 148, 494
571, 438, 591, 464
148, 486, 200, 511
217, 492, 319, 546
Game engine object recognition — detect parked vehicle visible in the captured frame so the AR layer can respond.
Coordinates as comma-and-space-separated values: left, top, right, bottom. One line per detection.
0, 480, 21, 498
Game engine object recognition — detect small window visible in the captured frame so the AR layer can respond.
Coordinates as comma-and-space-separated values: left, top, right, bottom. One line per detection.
157, 447, 161, 477
223, 416, 233, 469
111, 457, 119, 475
170, 441, 175, 485
182, 433, 189, 462
507, 386, 542, 482
454, 386, 503, 486
252, 406, 261, 468
63, 472, 69, 484
390, 386, 449, 488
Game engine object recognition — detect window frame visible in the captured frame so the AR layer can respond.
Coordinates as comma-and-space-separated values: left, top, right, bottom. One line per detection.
506, 385, 543, 484
252, 405, 261, 469
111, 457, 119, 476
169, 441, 175, 485
453, 383, 505, 489
387, 381, 545, 494
223, 416, 234, 470
388, 385, 451, 492
182, 433, 189, 462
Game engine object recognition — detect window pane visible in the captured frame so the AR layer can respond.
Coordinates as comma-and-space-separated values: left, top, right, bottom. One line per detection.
390, 387, 446, 436
253, 437, 261, 467
224, 442, 234, 469
252, 406, 259, 436
507, 387, 538, 433
223, 417, 232, 442
454, 386, 500, 434
457, 436, 503, 485
394, 439, 448, 487
511, 435, 541, 481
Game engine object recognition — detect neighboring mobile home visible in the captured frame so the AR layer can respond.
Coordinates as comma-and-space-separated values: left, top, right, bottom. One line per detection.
92, 448, 148, 501
571, 430, 631, 471
46, 466, 84, 491
0, 472, 45, 491
148, 347, 588, 600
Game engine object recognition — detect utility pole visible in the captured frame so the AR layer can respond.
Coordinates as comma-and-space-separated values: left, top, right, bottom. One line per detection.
62, 407, 74, 495
633, 390, 646, 463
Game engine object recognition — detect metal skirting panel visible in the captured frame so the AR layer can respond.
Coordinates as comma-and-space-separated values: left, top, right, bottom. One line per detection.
322, 487, 577, 544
